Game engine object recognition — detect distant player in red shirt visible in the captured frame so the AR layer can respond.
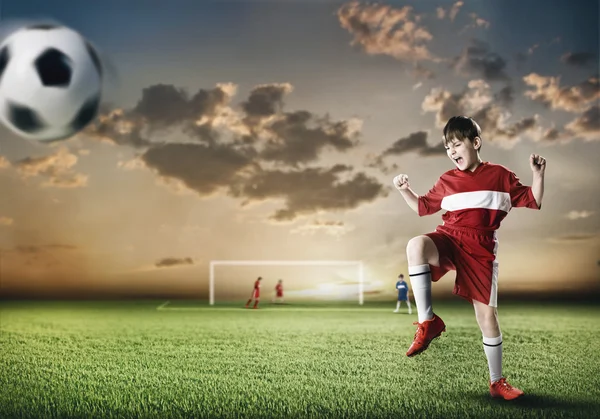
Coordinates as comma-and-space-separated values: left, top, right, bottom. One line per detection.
393, 116, 546, 400
272, 279, 284, 304
245, 276, 262, 309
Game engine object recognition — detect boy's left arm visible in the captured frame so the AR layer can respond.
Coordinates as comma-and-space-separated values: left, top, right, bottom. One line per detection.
529, 154, 546, 209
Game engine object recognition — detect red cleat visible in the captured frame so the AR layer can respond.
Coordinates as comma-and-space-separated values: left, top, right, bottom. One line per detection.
490, 378, 524, 400
406, 313, 446, 357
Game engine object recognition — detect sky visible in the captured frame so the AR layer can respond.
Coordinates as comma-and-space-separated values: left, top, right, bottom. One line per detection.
0, 0, 598, 301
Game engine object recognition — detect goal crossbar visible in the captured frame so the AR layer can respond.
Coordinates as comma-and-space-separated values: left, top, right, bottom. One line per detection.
209, 260, 364, 305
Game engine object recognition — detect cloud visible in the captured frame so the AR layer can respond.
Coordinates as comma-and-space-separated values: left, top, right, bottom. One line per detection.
134, 83, 234, 131
15, 148, 88, 188
141, 142, 256, 196
9, 244, 78, 254
436, 1, 464, 21
382, 131, 446, 157
565, 210, 595, 220
564, 105, 600, 140
538, 105, 600, 143
83, 81, 386, 221
260, 111, 361, 166
87, 83, 239, 147
290, 219, 356, 237
547, 233, 600, 244
523, 74, 600, 113
467, 13, 490, 29
421, 80, 538, 147
0, 216, 14, 226
411, 63, 436, 80
155, 257, 194, 268
229, 165, 387, 221
561, 52, 597, 67
337, 1, 436, 62
241, 83, 293, 129
451, 39, 509, 81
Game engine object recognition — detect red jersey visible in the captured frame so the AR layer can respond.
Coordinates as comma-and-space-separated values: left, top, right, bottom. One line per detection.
418, 162, 539, 231
254, 280, 261, 290
275, 283, 283, 297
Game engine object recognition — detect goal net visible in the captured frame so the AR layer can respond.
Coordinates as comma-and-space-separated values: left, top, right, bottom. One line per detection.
209, 260, 365, 305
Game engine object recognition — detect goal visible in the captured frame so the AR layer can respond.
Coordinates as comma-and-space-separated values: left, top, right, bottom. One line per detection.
209, 260, 365, 305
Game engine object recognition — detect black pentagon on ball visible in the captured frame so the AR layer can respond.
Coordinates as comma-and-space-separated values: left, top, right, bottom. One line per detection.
85, 41, 103, 78
0, 45, 9, 83
26, 24, 61, 30
34, 48, 73, 87
7, 101, 45, 133
70, 94, 101, 132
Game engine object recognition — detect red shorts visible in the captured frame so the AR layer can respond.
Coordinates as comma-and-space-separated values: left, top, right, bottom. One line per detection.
425, 225, 499, 307
253, 290, 260, 299
276, 292, 283, 298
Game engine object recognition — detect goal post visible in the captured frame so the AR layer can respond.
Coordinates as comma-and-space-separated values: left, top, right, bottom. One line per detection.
209, 260, 365, 305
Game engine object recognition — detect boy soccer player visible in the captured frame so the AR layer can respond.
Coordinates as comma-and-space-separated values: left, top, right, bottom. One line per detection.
272, 279, 284, 304
393, 116, 546, 400
394, 274, 412, 314
245, 276, 262, 309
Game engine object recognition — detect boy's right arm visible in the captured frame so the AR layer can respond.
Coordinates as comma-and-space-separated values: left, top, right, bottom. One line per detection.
393, 174, 419, 214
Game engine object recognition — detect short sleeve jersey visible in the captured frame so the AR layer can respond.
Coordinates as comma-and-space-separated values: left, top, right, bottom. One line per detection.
417, 162, 539, 231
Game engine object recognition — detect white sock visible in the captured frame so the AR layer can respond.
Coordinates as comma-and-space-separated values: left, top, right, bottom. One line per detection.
406, 300, 412, 312
408, 264, 433, 323
483, 334, 503, 383
396, 301, 400, 310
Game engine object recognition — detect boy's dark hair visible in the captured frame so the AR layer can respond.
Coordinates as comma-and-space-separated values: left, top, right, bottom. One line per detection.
398, 274, 404, 279
443, 116, 482, 150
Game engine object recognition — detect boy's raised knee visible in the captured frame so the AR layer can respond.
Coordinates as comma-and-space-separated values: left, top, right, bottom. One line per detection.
407, 235, 429, 263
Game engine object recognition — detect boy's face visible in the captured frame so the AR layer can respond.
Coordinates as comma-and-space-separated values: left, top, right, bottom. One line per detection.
445, 137, 480, 171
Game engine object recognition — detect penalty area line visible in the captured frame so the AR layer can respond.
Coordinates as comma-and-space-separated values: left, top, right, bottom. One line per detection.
156, 306, 391, 313
156, 301, 171, 310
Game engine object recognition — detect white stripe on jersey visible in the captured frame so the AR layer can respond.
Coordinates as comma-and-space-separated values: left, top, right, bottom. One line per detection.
441, 190, 512, 213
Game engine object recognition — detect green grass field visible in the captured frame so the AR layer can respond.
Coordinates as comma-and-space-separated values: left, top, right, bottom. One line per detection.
1, 300, 599, 418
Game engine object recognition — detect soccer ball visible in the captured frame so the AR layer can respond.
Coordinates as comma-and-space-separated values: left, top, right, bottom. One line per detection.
0, 24, 103, 143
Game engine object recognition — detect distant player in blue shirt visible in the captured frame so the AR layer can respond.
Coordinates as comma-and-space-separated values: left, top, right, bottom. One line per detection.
394, 274, 412, 314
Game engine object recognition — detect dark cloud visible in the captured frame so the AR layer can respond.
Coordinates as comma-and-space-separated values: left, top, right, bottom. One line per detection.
495, 85, 514, 107
141, 143, 257, 196
561, 52, 597, 67
382, 131, 446, 157
451, 39, 509, 81
548, 233, 599, 244
242, 84, 291, 127
565, 105, 600, 139
134, 84, 230, 129
84, 82, 385, 220
536, 106, 600, 143
13, 244, 76, 254
412, 63, 435, 80
229, 165, 387, 221
260, 111, 359, 166
155, 257, 193, 268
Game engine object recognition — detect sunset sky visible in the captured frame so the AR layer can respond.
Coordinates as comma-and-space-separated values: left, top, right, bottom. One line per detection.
0, 0, 598, 301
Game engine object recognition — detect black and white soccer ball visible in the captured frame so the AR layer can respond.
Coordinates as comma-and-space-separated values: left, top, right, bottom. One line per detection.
0, 24, 103, 143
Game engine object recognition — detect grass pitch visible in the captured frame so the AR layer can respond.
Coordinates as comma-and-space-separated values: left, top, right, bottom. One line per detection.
1, 300, 599, 418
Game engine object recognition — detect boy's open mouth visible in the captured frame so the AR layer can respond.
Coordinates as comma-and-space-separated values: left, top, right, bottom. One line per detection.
453, 157, 463, 164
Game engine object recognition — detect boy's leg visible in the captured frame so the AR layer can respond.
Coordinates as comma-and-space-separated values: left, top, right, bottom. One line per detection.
407, 236, 439, 322
473, 300, 523, 400
406, 235, 446, 357
406, 299, 412, 314
394, 301, 401, 312
246, 298, 252, 307
253, 298, 259, 308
